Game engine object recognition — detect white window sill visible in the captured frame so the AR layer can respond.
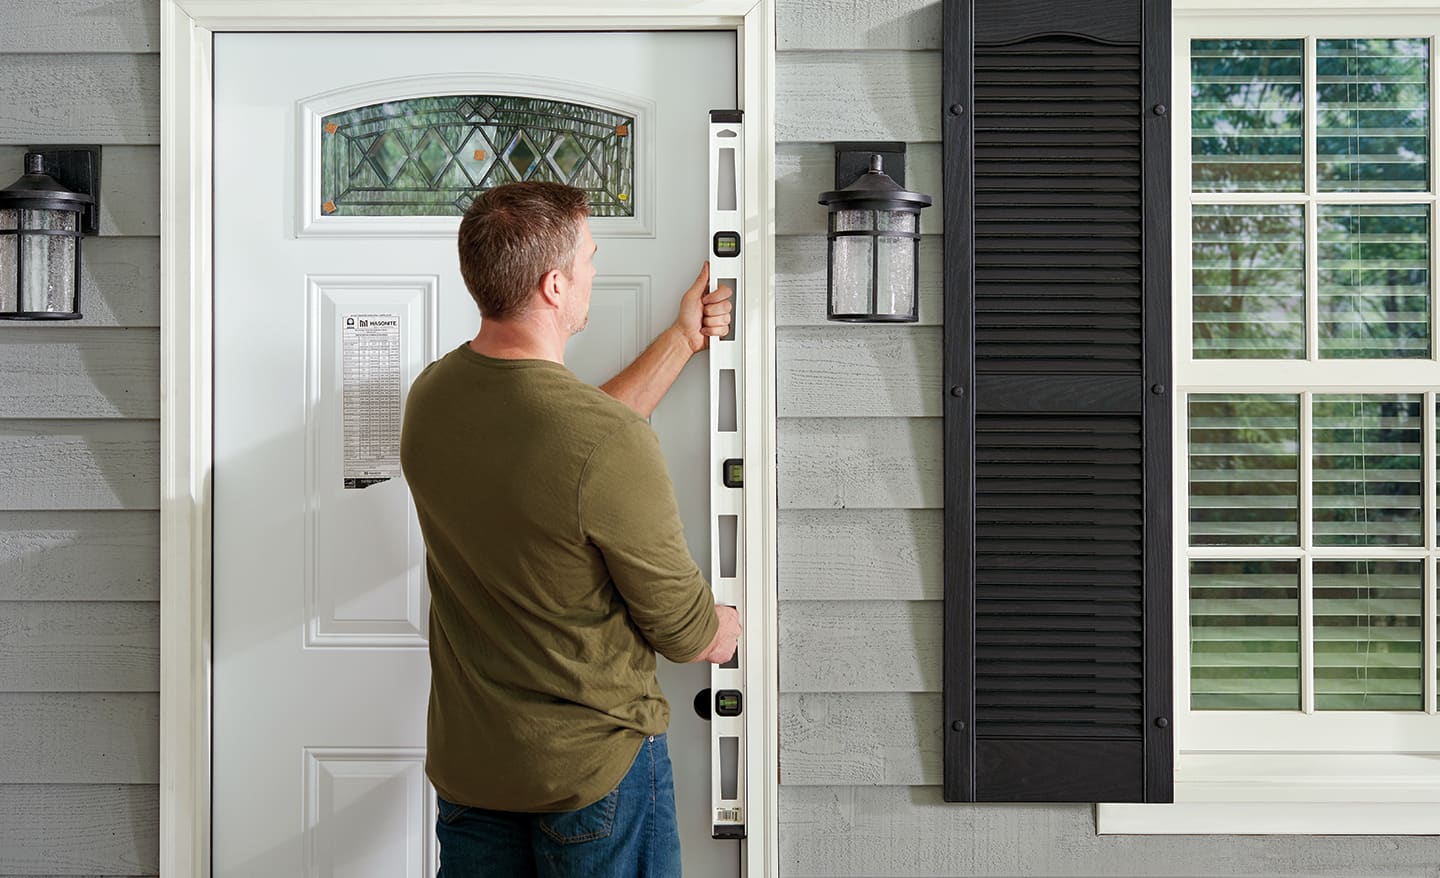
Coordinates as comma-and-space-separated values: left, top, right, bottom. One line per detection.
1096, 753, 1440, 835
1098, 802, 1440, 835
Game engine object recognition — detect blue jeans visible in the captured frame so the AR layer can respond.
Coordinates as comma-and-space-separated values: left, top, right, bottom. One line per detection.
436, 733, 681, 878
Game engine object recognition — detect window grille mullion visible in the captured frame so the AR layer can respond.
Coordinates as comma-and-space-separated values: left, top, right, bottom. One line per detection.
1432, 35, 1440, 365
1431, 38, 1438, 720
1427, 392, 1438, 715
1305, 36, 1320, 364
1301, 390, 1316, 714
1189, 192, 1438, 205
1427, 559, 1437, 716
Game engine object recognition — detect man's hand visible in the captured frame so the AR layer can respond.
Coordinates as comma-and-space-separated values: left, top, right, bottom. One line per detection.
672, 262, 733, 355
601, 263, 734, 418
692, 603, 742, 665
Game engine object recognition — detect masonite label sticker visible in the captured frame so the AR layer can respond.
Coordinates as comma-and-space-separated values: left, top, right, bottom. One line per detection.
341, 312, 403, 489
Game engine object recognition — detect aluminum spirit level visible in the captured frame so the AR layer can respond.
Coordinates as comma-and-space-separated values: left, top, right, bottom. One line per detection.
707, 108, 746, 840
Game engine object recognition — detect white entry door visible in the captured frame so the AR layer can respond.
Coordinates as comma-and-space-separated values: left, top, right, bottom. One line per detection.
213, 31, 738, 878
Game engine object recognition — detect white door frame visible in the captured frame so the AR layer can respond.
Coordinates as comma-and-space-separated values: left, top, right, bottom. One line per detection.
158, 2, 779, 875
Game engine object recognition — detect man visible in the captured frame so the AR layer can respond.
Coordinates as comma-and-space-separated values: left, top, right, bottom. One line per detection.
400, 180, 742, 878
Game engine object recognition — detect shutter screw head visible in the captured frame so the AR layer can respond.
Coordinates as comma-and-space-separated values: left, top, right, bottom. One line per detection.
949, 103, 965, 116
951, 720, 965, 732
1150, 383, 1165, 395
950, 385, 964, 398
1155, 717, 1169, 729
1153, 104, 1167, 116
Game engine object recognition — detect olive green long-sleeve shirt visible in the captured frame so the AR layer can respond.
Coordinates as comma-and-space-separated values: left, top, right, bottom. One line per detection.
399, 343, 718, 812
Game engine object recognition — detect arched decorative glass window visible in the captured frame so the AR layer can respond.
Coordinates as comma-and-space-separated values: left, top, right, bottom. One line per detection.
300, 77, 652, 237
320, 96, 634, 217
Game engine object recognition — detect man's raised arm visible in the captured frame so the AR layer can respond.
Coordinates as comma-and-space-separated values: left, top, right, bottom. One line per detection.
601, 262, 733, 418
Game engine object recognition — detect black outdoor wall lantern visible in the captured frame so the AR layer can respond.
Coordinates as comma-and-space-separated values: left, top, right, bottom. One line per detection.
0, 149, 101, 321
818, 142, 932, 322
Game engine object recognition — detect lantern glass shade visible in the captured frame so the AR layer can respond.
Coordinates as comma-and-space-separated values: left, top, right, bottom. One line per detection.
877, 211, 918, 318
830, 233, 873, 318
0, 153, 93, 320
0, 211, 13, 313
825, 205, 924, 322
23, 210, 78, 314
818, 153, 931, 323
0, 207, 81, 317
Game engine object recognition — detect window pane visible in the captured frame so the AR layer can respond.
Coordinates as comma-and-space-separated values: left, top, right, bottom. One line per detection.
1318, 204, 1431, 358
320, 95, 635, 217
1190, 560, 1301, 710
1313, 394, 1424, 546
1314, 560, 1424, 710
1191, 39, 1304, 192
1317, 38, 1430, 192
0, 232, 14, 314
1189, 394, 1300, 546
1192, 204, 1306, 358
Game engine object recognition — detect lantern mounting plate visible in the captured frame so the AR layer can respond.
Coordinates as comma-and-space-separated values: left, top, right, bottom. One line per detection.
833, 141, 906, 189
27, 145, 102, 236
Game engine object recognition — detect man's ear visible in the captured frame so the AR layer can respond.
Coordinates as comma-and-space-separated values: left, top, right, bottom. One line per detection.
536, 268, 564, 309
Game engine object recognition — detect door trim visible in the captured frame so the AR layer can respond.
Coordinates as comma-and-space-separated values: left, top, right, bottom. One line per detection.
159, 4, 779, 875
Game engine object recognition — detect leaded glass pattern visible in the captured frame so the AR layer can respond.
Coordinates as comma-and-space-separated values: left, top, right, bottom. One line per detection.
1190, 560, 1301, 710
1317, 38, 1430, 192
320, 95, 635, 217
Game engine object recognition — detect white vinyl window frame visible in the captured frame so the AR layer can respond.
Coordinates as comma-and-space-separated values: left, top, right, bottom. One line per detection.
1100, 0, 1440, 835
159, 2, 779, 875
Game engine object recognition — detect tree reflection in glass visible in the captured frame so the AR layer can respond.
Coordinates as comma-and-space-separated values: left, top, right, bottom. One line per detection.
1192, 39, 1304, 192
1193, 205, 1306, 358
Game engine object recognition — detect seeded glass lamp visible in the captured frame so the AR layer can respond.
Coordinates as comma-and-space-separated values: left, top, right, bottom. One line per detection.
0, 153, 95, 320
818, 152, 932, 322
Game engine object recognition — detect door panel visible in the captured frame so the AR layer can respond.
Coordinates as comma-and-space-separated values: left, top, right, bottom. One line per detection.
214, 31, 737, 877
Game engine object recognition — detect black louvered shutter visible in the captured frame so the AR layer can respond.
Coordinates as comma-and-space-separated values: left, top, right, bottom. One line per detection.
941, 0, 1173, 803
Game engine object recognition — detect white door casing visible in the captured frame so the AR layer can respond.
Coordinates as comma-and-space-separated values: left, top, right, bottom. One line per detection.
160, 6, 777, 876
213, 30, 739, 877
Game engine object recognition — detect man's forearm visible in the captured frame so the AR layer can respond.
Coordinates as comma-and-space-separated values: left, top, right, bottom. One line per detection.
600, 326, 694, 418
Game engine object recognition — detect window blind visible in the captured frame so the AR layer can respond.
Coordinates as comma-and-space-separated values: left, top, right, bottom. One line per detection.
1317, 38, 1430, 193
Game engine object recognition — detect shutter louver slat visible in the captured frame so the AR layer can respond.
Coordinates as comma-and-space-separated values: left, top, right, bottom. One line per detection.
981, 677, 1143, 692
975, 410, 1146, 748
978, 583, 1143, 599
977, 619, 1143, 633
974, 40, 1143, 370
944, 0, 1172, 804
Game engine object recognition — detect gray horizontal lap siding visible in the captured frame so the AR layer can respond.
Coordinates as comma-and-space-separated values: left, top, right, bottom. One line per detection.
773, 13, 954, 871
0, 3, 160, 875
772, 1, 1440, 875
